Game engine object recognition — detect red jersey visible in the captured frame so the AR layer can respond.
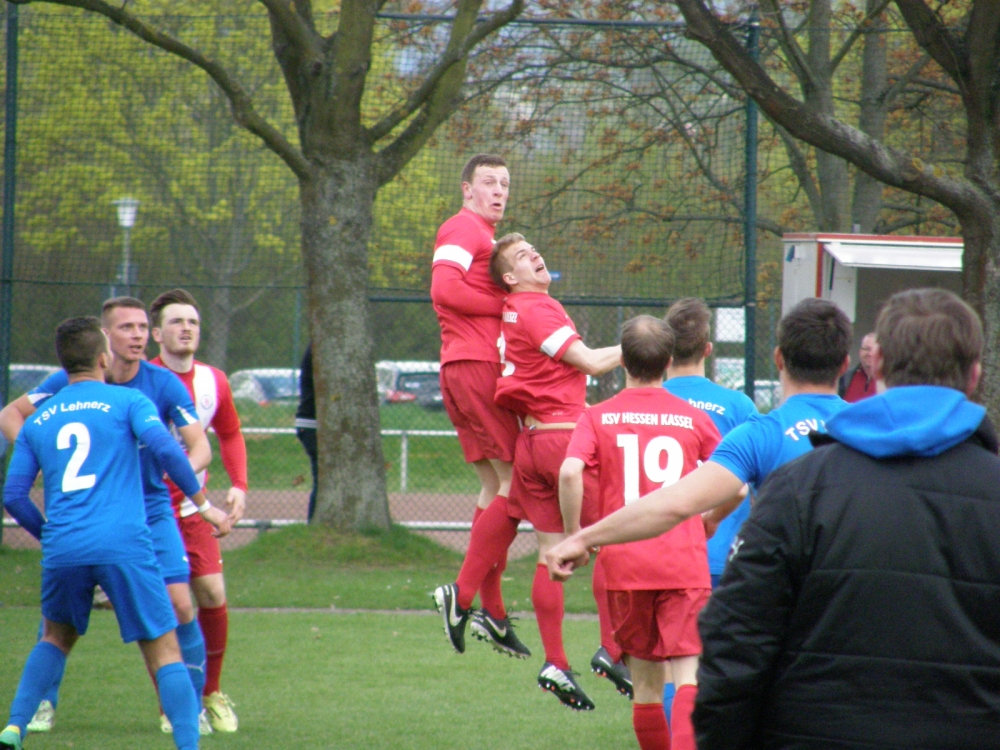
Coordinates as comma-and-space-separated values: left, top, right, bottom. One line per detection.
150, 357, 248, 518
566, 387, 721, 590
494, 292, 585, 422
431, 208, 505, 364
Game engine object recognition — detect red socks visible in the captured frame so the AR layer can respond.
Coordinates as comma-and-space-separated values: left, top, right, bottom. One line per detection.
532, 563, 568, 670
671, 684, 698, 750
475, 503, 509, 619
198, 604, 229, 696
633, 702, 671, 750
591, 555, 623, 663
455, 495, 518, 611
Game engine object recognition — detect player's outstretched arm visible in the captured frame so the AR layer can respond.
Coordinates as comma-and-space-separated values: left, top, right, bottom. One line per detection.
0, 395, 35, 443
3, 440, 43, 539
190, 489, 232, 537
703, 484, 750, 539
547, 461, 744, 581
178, 422, 212, 473
560, 341, 622, 377
558, 457, 586, 536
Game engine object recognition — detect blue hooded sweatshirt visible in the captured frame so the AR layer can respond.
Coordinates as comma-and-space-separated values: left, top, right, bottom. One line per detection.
825, 385, 985, 459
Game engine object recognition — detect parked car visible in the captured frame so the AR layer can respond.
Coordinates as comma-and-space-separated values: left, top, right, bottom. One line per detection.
229, 368, 300, 405
376, 361, 441, 407
8, 364, 60, 398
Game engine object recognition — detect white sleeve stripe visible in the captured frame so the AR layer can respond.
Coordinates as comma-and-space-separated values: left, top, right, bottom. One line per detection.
433, 244, 474, 271
27, 391, 53, 405
540, 326, 576, 357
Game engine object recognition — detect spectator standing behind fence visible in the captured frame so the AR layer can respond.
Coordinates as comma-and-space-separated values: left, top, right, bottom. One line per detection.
693, 288, 1000, 749
838, 331, 877, 402
149, 289, 246, 733
295, 345, 318, 522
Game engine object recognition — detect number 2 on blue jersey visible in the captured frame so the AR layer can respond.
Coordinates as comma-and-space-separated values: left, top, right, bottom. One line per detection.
57, 422, 96, 492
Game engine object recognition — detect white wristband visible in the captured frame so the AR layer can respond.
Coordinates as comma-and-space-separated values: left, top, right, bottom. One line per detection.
196, 499, 212, 514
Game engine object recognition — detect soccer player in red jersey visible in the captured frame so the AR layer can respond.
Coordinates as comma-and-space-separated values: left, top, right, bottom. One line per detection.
476, 232, 620, 709
561, 315, 721, 750
149, 289, 248, 733
430, 155, 529, 658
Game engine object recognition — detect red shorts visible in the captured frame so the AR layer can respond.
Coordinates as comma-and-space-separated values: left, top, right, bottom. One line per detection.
178, 512, 223, 579
440, 361, 519, 464
507, 430, 598, 533
608, 588, 710, 662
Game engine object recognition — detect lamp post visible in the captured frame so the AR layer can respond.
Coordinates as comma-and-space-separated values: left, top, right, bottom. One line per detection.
112, 197, 139, 297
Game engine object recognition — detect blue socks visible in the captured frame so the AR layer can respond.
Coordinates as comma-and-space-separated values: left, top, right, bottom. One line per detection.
175, 620, 207, 701
156, 662, 199, 750
663, 682, 676, 723
7, 641, 66, 733
35, 619, 61, 708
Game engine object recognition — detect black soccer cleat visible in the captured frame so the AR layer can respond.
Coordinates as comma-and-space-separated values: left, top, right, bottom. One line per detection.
470, 610, 532, 659
538, 662, 596, 711
432, 583, 470, 654
590, 646, 633, 700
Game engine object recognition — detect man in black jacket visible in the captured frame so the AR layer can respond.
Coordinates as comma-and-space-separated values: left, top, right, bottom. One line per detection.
694, 288, 1000, 750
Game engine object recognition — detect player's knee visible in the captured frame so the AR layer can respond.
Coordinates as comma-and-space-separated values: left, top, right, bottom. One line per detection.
193, 577, 227, 608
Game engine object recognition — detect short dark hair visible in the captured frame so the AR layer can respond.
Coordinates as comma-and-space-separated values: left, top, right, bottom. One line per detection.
461, 154, 507, 185
666, 298, 711, 365
778, 298, 852, 385
55, 317, 107, 374
621, 315, 674, 382
489, 232, 525, 292
101, 296, 146, 326
149, 288, 200, 328
875, 288, 982, 391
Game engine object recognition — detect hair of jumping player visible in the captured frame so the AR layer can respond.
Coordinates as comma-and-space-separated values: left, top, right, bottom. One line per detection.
875, 288, 982, 391
56, 316, 108, 374
777, 298, 852, 385
461, 154, 507, 186
621, 315, 675, 382
489, 232, 526, 292
666, 297, 711, 366
101, 296, 146, 326
149, 288, 200, 329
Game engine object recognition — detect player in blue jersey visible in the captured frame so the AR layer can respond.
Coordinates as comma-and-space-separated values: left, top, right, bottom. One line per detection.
546, 298, 852, 579
0, 317, 230, 750
0, 298, 221, 734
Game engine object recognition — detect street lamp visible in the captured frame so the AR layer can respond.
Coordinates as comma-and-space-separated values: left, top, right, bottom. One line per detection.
112, 197, 139, 297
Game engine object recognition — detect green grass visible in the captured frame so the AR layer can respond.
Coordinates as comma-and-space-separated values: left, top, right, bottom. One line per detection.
0, 525, 599, 613
0, 607, 632, 750
223, 401, 477, 493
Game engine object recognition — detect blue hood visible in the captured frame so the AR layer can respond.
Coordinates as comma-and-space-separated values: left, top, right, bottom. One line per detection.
825, 386, 985, 459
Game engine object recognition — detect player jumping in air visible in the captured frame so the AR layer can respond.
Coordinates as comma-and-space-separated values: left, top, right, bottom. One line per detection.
560, 316, 721, 750
149, 289, 247, 733
546, 298, 852, 582
430, 154, 529, 658
0, 298, 223, 735
438, 233, 621, 710
0, 317, 229, 750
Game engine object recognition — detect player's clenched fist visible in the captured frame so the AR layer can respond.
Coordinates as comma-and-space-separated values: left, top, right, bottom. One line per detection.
545, 536, 591, 581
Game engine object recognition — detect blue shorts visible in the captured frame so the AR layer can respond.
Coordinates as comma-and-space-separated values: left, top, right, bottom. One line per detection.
149, 513, 190, 584
41, 560, 177, 643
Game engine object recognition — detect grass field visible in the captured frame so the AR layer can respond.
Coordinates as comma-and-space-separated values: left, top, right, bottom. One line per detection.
0, 527, 634, 750
220, 401, 477, 494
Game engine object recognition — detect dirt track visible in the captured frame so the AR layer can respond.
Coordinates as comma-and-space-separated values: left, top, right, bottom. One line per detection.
2, 489, 539, 559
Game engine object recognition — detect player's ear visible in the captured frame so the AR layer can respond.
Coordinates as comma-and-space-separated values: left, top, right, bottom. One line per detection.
703, 341, 713, 359
503, 271, 517, 287
838, 354, 851, 377
461, 181, 473, 202
151, 327, 163, 344
773, 346, 784, 372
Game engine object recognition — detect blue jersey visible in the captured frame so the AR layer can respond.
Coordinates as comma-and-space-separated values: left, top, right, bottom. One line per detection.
31, 361, 198, 522
10, 380, 165, 568
710, 393, 848, 490
665, 375, 759, 575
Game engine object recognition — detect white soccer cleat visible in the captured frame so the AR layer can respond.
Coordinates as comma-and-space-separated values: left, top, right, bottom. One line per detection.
26, 700, 55, 733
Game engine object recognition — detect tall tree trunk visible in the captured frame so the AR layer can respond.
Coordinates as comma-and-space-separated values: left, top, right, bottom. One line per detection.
301, 158, 391, 530
851, 0, 889, 233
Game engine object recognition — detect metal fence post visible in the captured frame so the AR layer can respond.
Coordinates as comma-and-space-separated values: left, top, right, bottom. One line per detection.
743, 6, 759, 403
400, 431, 409, 493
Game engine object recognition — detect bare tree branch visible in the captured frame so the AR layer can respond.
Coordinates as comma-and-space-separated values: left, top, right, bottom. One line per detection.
257, 0, 322, 58
368, 0, 524, 144
894, 0, 967, 89
882, 52, 932, 105
15, 0, 312, 181
373, 0, 524, 183
676, 0, 988, 219
760, 0, 817, 93
773, 123, 824, 221
830, 0, 893, 73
